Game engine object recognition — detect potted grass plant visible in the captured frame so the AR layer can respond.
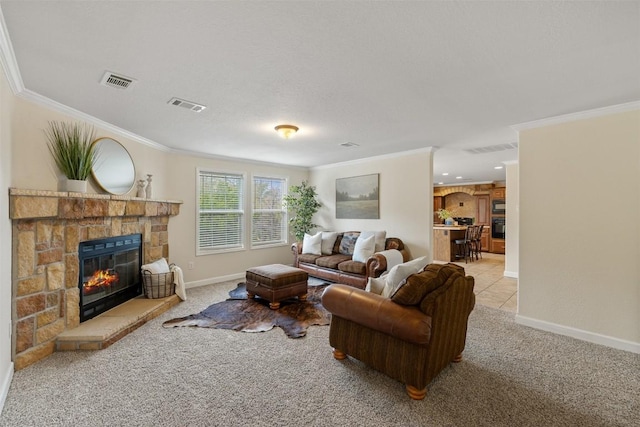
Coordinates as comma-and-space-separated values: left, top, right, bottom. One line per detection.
45, 121, 97, 192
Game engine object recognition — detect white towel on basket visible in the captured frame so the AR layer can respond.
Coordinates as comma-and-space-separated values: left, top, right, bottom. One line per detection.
170, 265, 187, 301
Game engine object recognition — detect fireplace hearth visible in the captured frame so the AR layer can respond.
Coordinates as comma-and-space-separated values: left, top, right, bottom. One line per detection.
79, 234, 143, 321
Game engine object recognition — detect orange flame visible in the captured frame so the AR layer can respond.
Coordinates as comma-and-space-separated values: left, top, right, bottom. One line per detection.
83, 269, 119, 295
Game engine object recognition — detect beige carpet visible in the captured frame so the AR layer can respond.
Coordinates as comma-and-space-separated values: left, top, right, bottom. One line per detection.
1, 280, 638, 427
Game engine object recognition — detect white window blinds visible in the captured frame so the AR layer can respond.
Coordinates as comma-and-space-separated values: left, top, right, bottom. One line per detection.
252, 176, 286, 246
198, 171, 244, 251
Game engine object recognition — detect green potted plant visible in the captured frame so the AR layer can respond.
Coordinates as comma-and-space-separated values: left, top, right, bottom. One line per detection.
45, 121, 97, 193
283, 180, 322, 241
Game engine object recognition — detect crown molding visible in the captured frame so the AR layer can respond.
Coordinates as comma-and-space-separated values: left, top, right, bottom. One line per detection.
511, 100, 640, 132
0, 7, 24, 94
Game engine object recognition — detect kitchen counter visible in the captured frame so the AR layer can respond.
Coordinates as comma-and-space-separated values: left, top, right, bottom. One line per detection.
433, 226, 468, 262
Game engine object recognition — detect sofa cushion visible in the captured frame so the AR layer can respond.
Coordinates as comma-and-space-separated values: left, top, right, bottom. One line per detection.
360, 230, 387, 253
391, 263, 462, 306
381, 256, 429, 298
339, 232, 360, 255
337, 259, 366, 275
316, 254, 351, 270
298, 253, 323, 264
321, 231, 339, 255
352, 235, 375, 262
302, 232, 322, 255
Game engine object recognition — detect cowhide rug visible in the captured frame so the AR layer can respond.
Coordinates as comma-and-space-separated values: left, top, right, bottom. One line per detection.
162, 283, 331, 338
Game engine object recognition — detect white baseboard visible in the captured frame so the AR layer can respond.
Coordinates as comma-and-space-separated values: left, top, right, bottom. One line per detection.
0, 361, 14, 414
185, 273, 245, 290
504, 270, 518, 278
515, 314, 640, 354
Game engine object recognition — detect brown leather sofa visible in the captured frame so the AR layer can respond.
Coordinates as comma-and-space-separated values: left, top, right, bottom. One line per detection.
291, 233, 410, 288
321, 263, 475, 399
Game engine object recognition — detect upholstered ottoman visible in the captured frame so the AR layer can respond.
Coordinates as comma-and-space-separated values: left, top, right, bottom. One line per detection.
246, 264, 308, 309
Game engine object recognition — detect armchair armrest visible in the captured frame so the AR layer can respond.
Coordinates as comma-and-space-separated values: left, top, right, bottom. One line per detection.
321, 284, 431, 346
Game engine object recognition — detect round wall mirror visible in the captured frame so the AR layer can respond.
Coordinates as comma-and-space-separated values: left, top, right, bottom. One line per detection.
90, 137, 136, 195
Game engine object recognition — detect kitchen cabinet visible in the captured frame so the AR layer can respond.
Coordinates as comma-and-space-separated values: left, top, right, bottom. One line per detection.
490, 239, 505, 254
433, 196, 444, 223
480, 227, 489, 252
475, 194, 490, 225
491, 188, 506, 199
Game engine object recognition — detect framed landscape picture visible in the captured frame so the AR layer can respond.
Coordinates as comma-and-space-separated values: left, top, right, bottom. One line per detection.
336, 173, 379, 219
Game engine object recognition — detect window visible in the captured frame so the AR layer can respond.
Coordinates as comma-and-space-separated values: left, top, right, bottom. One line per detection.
197, 170, 244, 252
252, 176, 287, 247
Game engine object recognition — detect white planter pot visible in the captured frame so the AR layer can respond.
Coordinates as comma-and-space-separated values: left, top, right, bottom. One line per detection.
64, 179, 87, 193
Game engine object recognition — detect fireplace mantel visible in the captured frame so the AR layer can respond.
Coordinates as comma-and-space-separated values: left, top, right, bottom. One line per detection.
9, 188, 182, 369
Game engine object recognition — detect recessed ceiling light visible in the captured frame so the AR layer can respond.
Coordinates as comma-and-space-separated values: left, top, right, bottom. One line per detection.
456, 176, 463, 179
494, 166, 503, 169
442, 173, 449, 176
438, 182, 444, 185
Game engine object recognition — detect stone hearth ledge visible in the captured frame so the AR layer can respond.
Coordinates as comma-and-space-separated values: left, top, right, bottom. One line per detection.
56, 294, 180, 351
9, 188, 182, 220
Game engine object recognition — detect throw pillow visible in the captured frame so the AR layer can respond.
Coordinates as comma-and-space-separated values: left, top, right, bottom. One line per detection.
338, 232, 360, 255
352, 235, 376, 263
391, 264, 455, 306
321, 231, 339, 255
365, 275, 387, 295
360, 230, 387, 253
381, 256, 429, 298
302, 232, 322, 255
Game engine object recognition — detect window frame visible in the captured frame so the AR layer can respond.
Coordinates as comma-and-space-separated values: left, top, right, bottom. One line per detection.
196, 167, 246, 255
250, 174, 288, 249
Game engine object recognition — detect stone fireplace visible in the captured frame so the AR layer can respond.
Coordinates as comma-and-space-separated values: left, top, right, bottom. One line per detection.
9, 188, 182, 369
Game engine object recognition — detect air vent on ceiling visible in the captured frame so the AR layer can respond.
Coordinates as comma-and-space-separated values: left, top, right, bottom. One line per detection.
100, 71, 136, 90
463, 142, 518, 154
168, 97, 207, 112
340, 142, 359, 148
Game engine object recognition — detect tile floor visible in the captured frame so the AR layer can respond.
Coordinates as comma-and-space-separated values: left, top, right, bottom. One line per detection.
436, 252, 517, 313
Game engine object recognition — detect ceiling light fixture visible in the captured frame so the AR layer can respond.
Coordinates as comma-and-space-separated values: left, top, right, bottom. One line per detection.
274, 124, 299, 139
494, 166, 504, 170
442, 172, 449, 176
456, 176, 463, 179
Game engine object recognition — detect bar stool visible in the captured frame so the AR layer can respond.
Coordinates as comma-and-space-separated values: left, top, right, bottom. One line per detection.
454, 226, 474, 263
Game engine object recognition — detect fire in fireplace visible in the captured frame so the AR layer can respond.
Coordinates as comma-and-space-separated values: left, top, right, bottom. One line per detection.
78, 234, 143, 321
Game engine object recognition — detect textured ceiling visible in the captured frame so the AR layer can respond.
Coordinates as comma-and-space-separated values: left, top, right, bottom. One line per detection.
1, 1, 639, 184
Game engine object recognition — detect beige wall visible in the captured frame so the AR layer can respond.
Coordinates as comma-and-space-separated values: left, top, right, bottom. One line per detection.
10, 97, 170, 198
165, 154, 308, 285
8, 93, 310, 286
504, 161, 519, 278
518, 109, 640, 349
310, 149, 434, 261
0, 55, 15, 408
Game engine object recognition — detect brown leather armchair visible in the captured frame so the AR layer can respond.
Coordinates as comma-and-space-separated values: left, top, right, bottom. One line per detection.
321, 263, 475, 399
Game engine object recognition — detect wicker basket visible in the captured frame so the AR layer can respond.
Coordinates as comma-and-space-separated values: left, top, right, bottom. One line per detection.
141, 268, 175, 299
